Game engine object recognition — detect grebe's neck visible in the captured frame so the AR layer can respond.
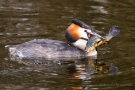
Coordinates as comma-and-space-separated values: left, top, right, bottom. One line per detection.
72, 38, 97, 57
72, 38, 87, 50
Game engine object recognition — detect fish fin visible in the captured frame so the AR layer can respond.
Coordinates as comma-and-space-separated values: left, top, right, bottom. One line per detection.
109, 26, 120, 37
105, 27, 120, 41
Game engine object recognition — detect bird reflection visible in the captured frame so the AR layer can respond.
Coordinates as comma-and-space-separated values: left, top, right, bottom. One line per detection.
66, 58, 118, 90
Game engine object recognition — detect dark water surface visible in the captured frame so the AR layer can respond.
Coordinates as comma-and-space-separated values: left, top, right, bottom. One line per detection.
0, 0, 135, 90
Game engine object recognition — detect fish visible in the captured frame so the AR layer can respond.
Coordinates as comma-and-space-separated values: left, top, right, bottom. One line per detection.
85, 27, 120, 54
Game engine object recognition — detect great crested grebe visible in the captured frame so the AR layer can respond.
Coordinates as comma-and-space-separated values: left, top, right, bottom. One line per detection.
6, 19, 120, 60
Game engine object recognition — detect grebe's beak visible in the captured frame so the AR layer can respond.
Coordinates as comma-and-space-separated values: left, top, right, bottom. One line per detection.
85, 36, 108, 54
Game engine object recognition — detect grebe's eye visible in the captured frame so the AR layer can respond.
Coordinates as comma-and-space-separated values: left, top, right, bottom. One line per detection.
84, 30, 87, 32
84, 30, 91, 39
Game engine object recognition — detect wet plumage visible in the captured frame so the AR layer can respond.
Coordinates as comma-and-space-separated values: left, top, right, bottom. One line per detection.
6, 19, 119, 60
7, 39, 86, 60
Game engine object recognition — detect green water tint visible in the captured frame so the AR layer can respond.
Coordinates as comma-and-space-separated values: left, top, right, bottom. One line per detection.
0, 0, 135, 89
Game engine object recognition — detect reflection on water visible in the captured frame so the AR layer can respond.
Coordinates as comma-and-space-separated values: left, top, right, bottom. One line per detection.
67, 58, 118, 90
0, 0, 135, 90
0, 58, 118, 90
67, 59, 118, 80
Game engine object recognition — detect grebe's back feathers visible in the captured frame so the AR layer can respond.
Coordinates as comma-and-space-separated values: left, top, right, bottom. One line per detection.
6, 39, 86, 60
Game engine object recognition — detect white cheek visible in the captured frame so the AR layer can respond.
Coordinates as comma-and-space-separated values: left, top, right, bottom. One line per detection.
78, 28, 92, 39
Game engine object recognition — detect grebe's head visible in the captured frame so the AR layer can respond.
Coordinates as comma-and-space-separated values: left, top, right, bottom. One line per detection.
65, 19, 93, 51
65, 19, 92, 43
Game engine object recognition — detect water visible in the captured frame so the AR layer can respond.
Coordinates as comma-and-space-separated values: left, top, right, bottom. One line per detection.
0, 0, 135, 89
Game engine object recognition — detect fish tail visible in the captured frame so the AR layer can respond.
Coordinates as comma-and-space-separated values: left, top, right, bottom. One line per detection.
109, 26, 120, 37
105, 27, 120, 41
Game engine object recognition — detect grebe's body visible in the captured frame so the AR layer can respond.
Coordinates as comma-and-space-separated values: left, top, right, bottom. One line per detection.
7, 39, 88, 60
6, 19, 119, 60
